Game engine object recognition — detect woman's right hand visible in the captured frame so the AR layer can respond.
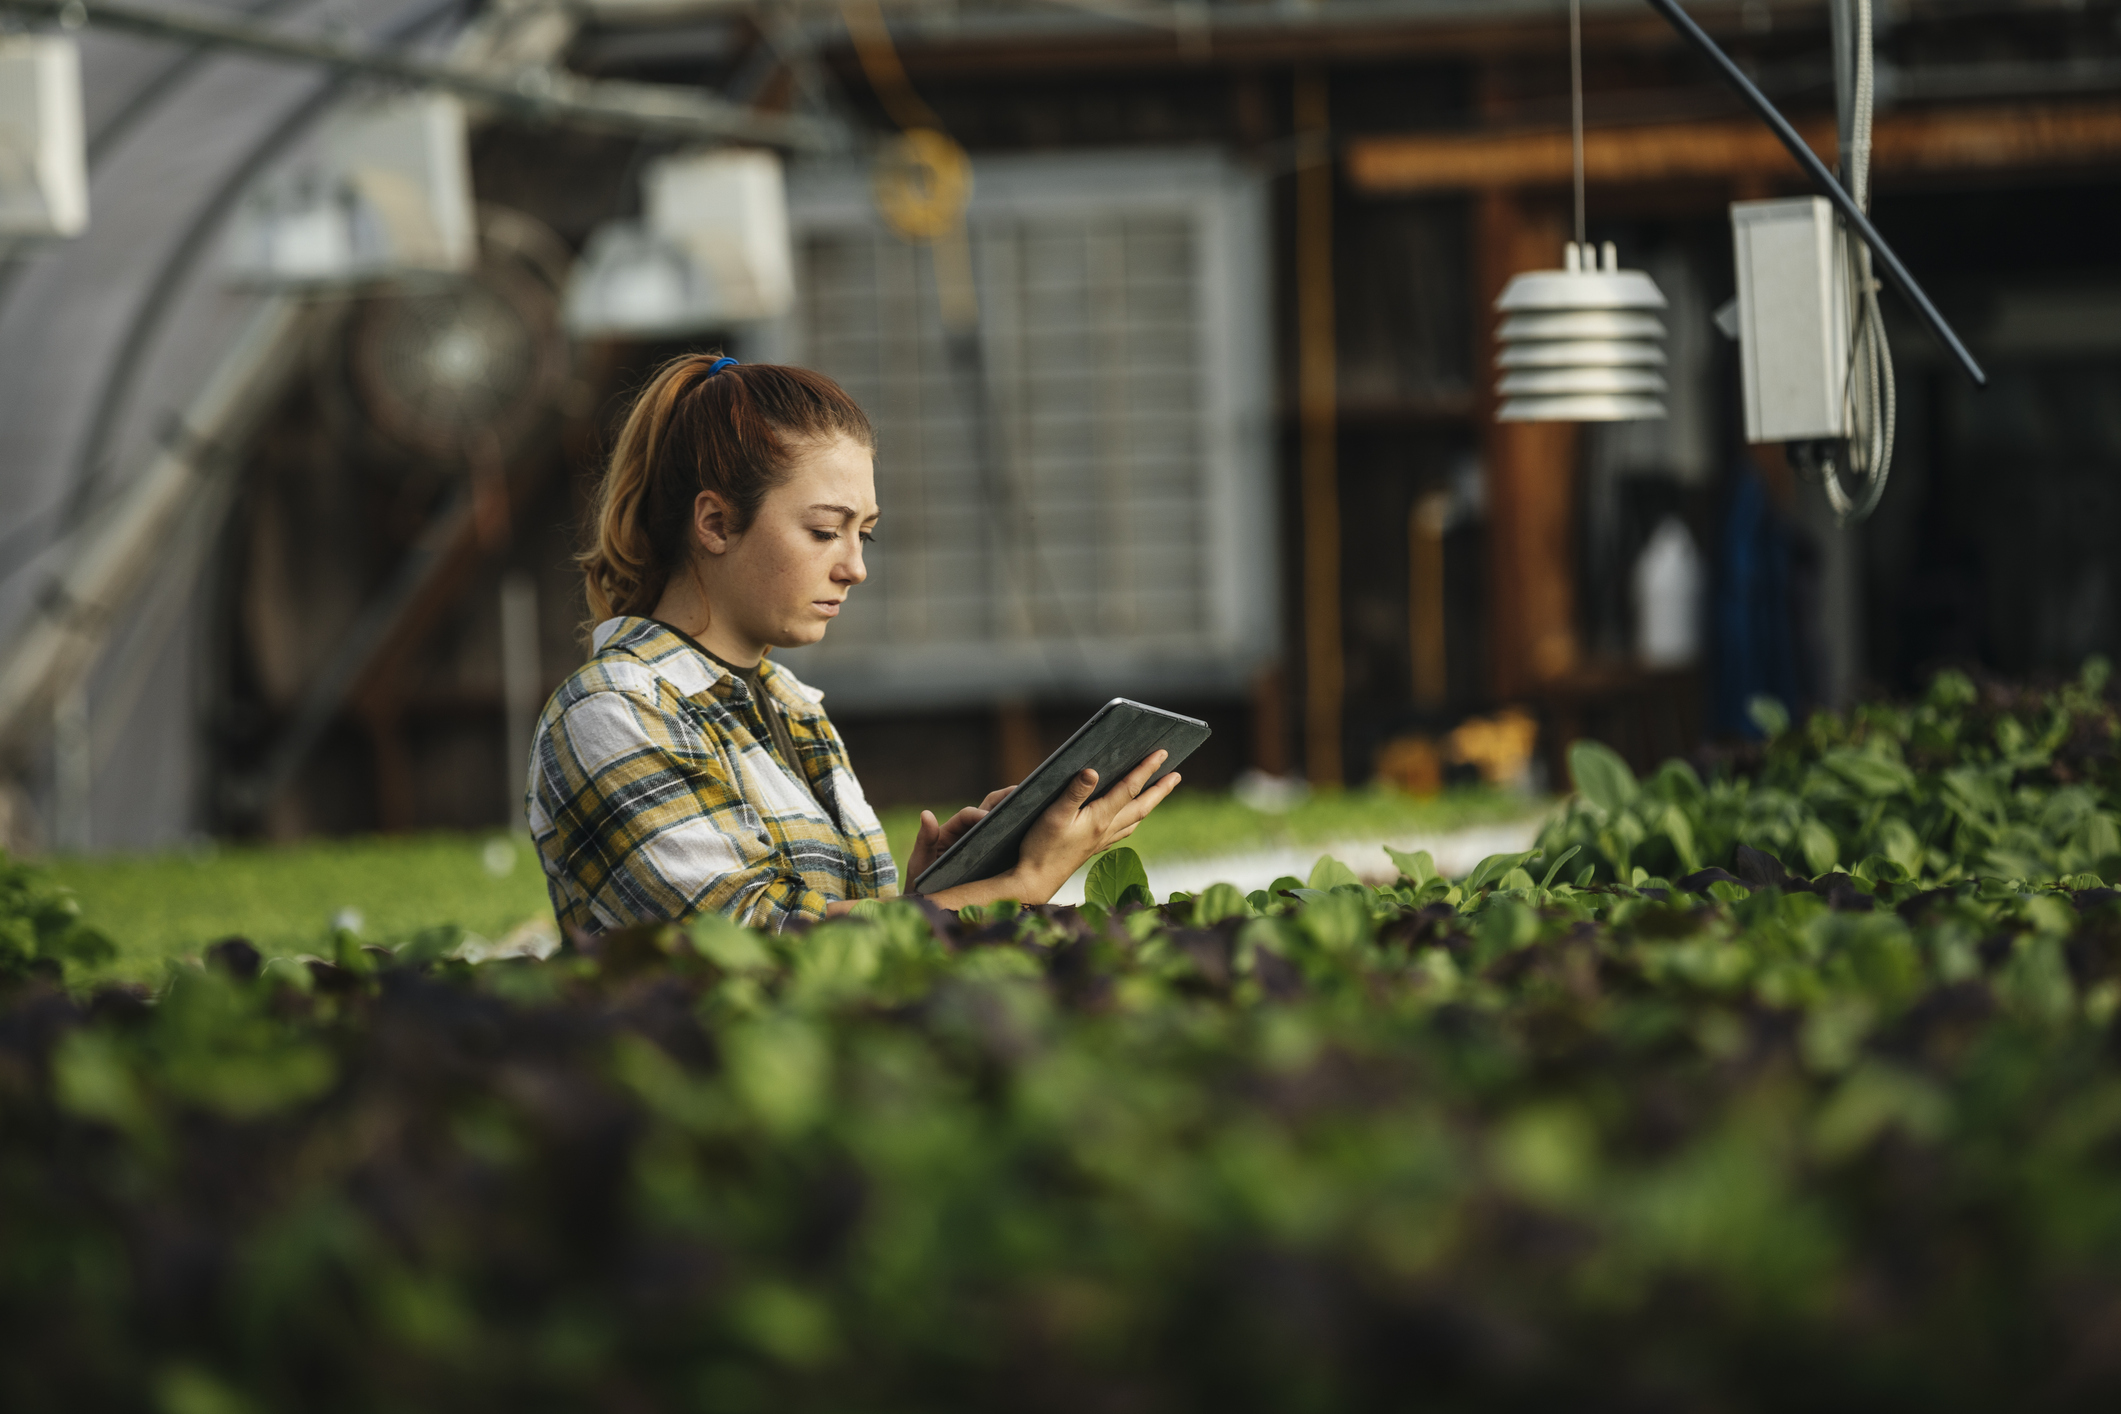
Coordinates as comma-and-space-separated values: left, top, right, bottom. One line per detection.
923, 751, 1179, 910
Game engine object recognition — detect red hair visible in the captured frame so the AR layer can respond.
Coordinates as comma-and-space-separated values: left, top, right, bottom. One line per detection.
579, 354, 875, 621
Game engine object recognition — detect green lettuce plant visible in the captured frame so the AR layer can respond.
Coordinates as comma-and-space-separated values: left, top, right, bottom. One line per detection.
1540, 660, 2120, 887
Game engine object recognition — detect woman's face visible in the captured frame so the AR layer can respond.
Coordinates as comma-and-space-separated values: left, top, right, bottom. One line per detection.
697, 434, 878, 654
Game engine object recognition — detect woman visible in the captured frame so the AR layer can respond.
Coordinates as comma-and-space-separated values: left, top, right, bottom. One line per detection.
527, 353, 1180, 933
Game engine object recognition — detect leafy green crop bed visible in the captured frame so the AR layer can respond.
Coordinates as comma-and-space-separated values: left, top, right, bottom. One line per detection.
1538, 668, 2121, 888
43, 788, 1540, 984
1, 668, 2117, 1411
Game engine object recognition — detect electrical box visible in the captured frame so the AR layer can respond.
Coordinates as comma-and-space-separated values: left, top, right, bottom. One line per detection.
0, 36, 89, 239
1731, 196, 1851, 443
228, 93, 476, 285
565, 148, 793, 336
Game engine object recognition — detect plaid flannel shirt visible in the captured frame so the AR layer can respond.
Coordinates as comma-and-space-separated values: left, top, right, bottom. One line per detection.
527, 616, 898, 933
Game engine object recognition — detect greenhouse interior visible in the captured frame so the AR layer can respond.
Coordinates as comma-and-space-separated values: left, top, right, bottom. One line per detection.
1, 0, 2120, 1407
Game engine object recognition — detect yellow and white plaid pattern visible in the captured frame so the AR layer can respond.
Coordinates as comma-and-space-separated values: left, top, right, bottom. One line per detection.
527, 617, 897, 933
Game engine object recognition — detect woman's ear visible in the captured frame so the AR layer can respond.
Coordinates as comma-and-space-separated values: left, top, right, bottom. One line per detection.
691, 490, 735, 556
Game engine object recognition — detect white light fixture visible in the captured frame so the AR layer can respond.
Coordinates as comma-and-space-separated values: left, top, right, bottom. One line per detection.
1490, 0, 1668, 425
564, 147, 793, 337
228, 92, 477, 287
1495, 241, 1669, 422
0, 36, 89, 239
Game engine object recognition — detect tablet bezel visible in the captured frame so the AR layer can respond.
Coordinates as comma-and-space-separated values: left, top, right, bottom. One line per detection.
909, 697, 1210, 896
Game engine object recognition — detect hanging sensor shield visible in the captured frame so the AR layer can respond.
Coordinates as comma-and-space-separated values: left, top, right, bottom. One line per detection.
1494, 241, 1670, 423
1731, 197, 1851, 444
1697, 0, 1902, 525
1727, 192, 1896, 524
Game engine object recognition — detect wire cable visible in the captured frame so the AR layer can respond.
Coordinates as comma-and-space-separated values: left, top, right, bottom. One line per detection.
1569, 0, 1586, 247
1819, 0, 1897, 526
837, 0, 1090, 674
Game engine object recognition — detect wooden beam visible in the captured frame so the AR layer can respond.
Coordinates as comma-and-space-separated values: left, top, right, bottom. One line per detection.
1348, 99, 2121, 194
859, 12, 1713, 81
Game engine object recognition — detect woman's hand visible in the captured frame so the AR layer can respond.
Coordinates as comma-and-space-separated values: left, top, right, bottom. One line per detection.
923, 751, 1180, 911
904, 787, 1013, 883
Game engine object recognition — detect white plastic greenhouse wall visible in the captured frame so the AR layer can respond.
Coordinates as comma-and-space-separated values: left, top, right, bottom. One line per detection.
0, 0, 465, 851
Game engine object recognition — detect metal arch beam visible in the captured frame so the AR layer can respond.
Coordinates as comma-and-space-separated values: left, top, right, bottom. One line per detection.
59, 0, 467, 541
0, 0, 836, 148
0, 0, 504, 767
1, 0, 468, 595
0, 0, 311, 315
0, 0, 316, 565
79, 0, 316, 168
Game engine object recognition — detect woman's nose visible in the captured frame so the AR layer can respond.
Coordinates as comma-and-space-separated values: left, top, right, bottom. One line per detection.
835, 543, 867, 585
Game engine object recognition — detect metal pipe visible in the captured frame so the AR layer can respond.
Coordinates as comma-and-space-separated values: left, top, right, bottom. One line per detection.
0, 0, 832, 148
1642, 0, 1986, 389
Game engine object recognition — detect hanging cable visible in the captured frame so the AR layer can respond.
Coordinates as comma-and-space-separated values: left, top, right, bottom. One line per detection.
840, 0, 945, 133
1492, 4, 1669, 428
837, 0, 1090, 670
1817, 0, 1896, 526
1570, 0, 1587, 247
840, 0, 975, 326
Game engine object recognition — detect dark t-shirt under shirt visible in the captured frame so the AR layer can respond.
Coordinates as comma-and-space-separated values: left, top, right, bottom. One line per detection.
651, 620, 815, 801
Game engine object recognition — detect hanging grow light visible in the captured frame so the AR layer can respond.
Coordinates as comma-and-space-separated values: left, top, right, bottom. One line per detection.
564, 148, 794, 338
0, 36, 88, 239
1494, 240, 1668, 423
227, 92, 476, 286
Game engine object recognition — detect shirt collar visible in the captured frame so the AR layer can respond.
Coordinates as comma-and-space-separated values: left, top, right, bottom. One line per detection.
592, 616, 828, 719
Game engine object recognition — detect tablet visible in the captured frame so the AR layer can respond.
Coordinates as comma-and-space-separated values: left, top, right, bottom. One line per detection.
910, 698, 1212, 896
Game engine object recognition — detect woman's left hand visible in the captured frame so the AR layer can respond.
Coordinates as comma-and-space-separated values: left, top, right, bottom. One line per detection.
905, 787, 1013, 883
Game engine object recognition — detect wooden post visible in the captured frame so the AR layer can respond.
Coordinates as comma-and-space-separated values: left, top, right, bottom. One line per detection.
997, 698, 1042, 787
359, 700, 418, 832
1475, 188, 1581, 701
1409, 489, 1451, 709
1251, 664, 1289, 777
1295, 66, 1342, 787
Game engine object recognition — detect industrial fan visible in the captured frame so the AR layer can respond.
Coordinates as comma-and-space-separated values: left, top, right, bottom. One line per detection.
343, 205, 571, 465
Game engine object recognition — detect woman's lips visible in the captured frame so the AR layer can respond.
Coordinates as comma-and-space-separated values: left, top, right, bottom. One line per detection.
814, 600, 843, 618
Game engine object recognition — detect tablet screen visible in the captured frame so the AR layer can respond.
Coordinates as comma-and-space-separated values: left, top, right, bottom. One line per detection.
910, 698, 1212, 896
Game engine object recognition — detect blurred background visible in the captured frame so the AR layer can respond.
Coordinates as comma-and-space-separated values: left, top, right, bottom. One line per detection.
1, 0, 2118, 866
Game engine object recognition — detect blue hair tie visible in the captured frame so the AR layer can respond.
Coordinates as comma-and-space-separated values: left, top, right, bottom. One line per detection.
707, 356, 740, 376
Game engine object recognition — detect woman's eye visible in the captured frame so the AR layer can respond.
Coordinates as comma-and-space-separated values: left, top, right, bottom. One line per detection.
809, 529, 837, 543
859, 530, 876, 544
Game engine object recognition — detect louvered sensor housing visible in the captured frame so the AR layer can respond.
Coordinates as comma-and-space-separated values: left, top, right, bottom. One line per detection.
1494, 241, 1668, 423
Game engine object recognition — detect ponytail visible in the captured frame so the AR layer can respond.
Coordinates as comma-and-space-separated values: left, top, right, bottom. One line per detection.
579, 354, 875, 623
